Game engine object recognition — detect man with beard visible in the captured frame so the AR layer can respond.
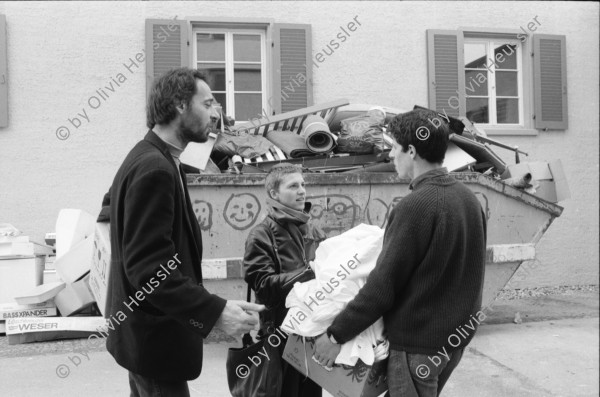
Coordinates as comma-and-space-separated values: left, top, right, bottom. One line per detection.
102, 68, 264, 396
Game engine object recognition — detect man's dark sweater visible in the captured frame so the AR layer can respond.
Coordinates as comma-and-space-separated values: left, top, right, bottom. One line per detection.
328, 168, 487, 355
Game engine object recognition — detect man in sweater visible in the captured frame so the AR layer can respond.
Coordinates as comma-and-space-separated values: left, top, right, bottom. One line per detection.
314, 109, 487, 396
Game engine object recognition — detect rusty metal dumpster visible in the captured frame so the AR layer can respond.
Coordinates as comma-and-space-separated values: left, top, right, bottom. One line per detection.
187, 171, 563, 309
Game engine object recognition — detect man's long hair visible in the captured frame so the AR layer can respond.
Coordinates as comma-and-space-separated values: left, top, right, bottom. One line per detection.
146, 68, 207, 129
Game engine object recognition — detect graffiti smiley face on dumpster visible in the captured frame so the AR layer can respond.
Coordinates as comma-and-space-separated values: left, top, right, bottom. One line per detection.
193, 200, 213, 231
223, 193, 262, 230
307, 194, 358, 237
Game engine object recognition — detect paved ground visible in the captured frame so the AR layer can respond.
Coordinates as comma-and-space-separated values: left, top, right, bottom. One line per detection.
0, 290, 598, 397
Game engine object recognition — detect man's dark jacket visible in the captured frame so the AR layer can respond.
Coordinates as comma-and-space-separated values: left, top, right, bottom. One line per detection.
100, 131, 226, 381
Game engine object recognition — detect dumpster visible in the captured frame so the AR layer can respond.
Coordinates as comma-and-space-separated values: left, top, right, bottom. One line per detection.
187, 172, 563, 309
188, 99, 565, 310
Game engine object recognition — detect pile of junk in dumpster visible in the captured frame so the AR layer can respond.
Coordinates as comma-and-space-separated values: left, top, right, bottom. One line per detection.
185, 98, 569, 204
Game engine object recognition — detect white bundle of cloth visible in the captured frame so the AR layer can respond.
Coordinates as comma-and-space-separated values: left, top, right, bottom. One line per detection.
282, 223, 389, 366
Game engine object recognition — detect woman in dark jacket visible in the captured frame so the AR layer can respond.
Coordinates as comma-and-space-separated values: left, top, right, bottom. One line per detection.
244, 164, 323, 397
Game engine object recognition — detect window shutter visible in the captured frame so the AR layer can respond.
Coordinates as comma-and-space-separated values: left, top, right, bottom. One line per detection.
426, 30, 465, 118
145, 19, 190, 97
271, 24, 313, 115
533, 34, 568, 130
0, 15, 7, 127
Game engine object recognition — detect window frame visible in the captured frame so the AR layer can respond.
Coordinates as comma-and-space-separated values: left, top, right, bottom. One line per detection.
460, 28, 538, 136
192, 27, 268, 123
464, 38, 524, 127
188, 18, 274, 124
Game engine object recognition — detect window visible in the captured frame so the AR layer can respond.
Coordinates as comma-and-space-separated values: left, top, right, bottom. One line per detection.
464, 40, 522, 126
427, 30, 567, 134
145, 18, 314, 124
193, 30, 266, 122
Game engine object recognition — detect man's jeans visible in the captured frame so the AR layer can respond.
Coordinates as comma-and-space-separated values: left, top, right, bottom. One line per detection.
385, 348, 464, 397
129, 371, 190, 397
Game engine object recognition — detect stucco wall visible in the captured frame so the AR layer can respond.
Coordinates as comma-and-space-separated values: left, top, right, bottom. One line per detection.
0, 1, 597, 288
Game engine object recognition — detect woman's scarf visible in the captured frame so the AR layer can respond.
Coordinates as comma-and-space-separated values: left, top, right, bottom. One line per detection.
265, 197, 312, 237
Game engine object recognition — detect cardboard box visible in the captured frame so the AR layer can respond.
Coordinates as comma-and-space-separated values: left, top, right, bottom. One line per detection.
179, 132, 218, 171
509, 161, 552, 180
0, 300, 57, 319
55, 273, 95, 316
43, 269, 62, 284
45, 232, 56, 247
0, 321, 5, 334
6, 316, 107, 345
54, 235, 94, 284
283, 335, 388, 397
507, 160, 571, 203
0, 235, 29, 243
45, 255, 56, 270
14, 281, 65, 305
534, 180, 558, 202
0, 240, 54, 258
0, 256, 45, 303
548, 159, 571, 202
443, 142, 476, 172
88, 222, 111, 317
55, 209, 95, 258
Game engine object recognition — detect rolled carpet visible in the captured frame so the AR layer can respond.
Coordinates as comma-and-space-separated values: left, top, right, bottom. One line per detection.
300, 114, 337, 153
266, 129, 313, 158
266, 115, 336, 158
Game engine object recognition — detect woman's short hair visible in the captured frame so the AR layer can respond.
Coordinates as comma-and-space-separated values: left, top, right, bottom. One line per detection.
265, 164, 303, 195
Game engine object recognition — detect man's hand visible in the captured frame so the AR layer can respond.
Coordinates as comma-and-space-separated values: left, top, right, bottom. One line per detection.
214, 300, 265, 337
314, 333, 342, 369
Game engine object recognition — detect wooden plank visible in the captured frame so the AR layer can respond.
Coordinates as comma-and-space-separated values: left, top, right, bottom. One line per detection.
251, 152, 388, 172
234, 99, 350, 136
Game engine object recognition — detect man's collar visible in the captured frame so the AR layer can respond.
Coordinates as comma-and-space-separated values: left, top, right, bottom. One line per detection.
409, 167, 449, 190
145, 129, 168, 151
163, 139, 184, 159
144, 130, 178, 166
147, 130, 184, 157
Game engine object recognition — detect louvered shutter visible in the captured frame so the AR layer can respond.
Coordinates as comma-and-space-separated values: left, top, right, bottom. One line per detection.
0, 15, 7, 127
426, 30, 465, 117
533, 35, 568, 130
145, 19, 190, 97
271, 24, 313, 115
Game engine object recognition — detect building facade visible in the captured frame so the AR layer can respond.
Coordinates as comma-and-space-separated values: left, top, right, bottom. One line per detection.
0, 1, 597, 289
